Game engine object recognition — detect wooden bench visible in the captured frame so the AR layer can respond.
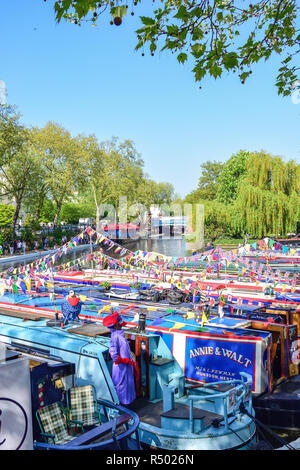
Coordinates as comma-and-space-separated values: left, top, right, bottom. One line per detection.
64, 413, 131, 447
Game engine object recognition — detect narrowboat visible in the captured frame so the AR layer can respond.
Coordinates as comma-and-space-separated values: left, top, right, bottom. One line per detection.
0, 311, 256, 450
1, 267, 299, 433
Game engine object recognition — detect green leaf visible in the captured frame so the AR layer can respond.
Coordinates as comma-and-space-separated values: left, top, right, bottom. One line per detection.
240, 71, 251, 82
223, 52, 239, 70
209, 64, 222, 79
177, 52, 188, 64
174, 5, 189, 21
193, 64, 207, 81
150, 42, 157, 53
140, 16, 156, 26
191, 43, 205, 58
165, 40, 178, 50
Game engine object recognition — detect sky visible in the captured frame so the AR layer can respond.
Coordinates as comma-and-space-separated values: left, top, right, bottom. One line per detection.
0, 0, 299, 198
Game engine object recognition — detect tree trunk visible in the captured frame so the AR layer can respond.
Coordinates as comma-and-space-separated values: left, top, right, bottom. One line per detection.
34, 192, 46, 224
92, 186, 101, 231
11, 198, 21, 239
53, 198, 63, 228
96, 205, 102, 232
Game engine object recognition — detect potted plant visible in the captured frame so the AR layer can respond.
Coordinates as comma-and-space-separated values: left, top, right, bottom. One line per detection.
129, 282, 142, 292
99, 281, 111, 291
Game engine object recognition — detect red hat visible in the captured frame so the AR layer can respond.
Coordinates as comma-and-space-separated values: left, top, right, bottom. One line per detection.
103, 311, 126, 328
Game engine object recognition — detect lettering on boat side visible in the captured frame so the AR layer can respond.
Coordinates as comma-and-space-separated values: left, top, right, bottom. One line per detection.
185, 337, 256, 384
189, 346, 252, 368
81, 349, 97, 357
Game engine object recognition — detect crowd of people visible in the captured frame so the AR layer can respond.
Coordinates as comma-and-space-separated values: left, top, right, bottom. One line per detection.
0, 236, 52, 257
0, 230, 94, 257
0, 239, 27, 256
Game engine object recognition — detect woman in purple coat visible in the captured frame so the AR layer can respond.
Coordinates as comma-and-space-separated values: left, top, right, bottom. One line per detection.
103, 311, 136, 405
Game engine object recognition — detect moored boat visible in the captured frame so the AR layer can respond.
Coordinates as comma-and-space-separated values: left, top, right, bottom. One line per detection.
0, 311, 256, 450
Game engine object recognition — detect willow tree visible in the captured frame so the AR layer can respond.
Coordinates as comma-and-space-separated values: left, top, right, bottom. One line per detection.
232, 151, 300, 238
216, 150, 250, 204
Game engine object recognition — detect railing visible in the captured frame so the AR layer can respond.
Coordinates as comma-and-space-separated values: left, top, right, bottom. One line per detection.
187, 373, 253, 433
34, 399, 141, 450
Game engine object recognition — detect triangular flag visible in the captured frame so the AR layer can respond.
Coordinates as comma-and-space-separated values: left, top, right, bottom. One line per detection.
12, 283, 18, 294
20, 280, 27, 294
201, 312, 209, 326
169, 322, 185, 331
25, 279, 31, 293
186, 312, 196, 319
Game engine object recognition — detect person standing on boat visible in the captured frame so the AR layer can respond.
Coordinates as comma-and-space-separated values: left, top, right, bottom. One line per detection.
103, 311, 136, 406
62, 290, 82, 323
205, 242, 213, 251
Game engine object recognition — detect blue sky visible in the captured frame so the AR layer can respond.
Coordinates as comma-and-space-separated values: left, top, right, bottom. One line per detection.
0, 0, 299, 197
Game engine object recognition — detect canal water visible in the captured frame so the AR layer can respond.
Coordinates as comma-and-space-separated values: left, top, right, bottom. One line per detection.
123, 236, 187, 258
0, 237, 188, 273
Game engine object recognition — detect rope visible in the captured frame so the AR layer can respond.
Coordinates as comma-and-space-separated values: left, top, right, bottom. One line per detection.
239, 403, 297, 450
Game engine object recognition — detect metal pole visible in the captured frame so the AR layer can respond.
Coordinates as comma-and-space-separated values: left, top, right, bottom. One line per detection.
90, 235, 94, 286
189, 399, 194, 433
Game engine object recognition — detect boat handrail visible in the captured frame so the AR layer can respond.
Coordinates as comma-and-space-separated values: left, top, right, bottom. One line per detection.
188, 375, 252, 433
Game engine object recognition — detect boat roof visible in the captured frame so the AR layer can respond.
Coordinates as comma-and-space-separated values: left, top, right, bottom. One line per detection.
0, 314, 111, 355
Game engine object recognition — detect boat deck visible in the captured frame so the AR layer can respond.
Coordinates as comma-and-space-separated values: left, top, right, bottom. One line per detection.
127, 398, 222, 429
0, 307, 45, 321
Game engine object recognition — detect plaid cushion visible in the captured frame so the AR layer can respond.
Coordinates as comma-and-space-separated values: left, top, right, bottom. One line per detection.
38, 403, 74, 445
69, 385, 100, 426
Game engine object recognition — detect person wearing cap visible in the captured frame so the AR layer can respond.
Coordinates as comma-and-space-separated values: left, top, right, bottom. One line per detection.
62, 290, 82, 324
103, 311, 136, 406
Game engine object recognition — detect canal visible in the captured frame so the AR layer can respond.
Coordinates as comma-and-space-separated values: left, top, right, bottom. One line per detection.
0, 237, 189, 272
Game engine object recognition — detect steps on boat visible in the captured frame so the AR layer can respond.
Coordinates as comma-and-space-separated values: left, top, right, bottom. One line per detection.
161, 403, 223, 433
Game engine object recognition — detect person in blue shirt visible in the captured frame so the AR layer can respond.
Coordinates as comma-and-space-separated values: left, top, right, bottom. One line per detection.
62, 290, 82, 324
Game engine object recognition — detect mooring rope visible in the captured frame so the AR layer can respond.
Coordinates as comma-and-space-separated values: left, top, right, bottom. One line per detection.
239, 402, 297, 450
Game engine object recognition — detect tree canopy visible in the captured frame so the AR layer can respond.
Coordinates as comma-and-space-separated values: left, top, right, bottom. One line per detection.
185, 150, 300, 240
52, 0, 300, 96
232, 151, 300, 237
216, 150, 250, 204
0, 105, 175, 235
